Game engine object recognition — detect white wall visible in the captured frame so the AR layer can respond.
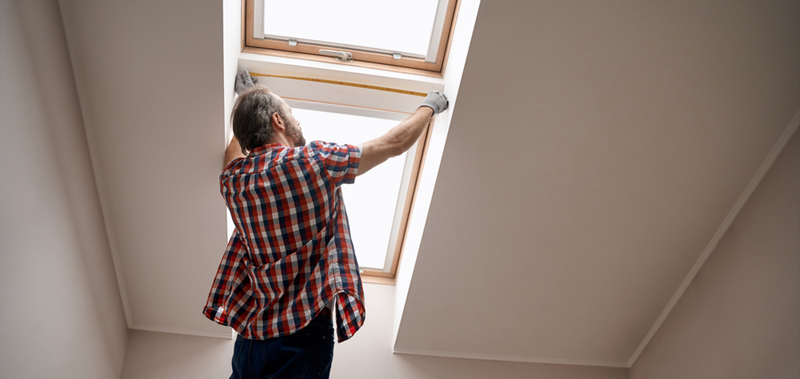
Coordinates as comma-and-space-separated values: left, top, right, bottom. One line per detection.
630, 131, 800, 378
118, 282, 628, 378
120, 330, 233, 379
394, 0, 481, 345
335, 284, 628, 379
223, 0, 242, 146
392, 0, 798, 365
0, 0, 128, 378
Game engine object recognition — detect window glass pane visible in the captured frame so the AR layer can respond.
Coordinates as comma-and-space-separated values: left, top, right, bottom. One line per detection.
291, 105, 407, 269
263, 0, 439, 57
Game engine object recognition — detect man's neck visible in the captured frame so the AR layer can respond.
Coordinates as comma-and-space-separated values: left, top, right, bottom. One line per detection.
266, 134, 295, 148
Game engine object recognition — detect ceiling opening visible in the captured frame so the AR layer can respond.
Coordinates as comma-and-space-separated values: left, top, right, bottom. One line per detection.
233, 0, 464, 284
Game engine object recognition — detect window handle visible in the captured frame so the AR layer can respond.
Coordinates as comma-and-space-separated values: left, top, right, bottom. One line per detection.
319, 49, 353, 62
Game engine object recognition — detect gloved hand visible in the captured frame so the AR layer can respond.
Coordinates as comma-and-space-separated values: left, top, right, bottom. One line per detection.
419, 91, 449, 114
235, 70, 258, 95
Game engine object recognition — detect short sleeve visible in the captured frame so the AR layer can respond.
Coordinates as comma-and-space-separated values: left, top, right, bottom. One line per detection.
309, 140, 361, 186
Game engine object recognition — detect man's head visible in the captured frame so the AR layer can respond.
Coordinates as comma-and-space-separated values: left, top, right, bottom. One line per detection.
231, 85, 306, 154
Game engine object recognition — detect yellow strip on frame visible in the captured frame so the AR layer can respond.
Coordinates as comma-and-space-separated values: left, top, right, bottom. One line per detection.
249, 72, 428, 98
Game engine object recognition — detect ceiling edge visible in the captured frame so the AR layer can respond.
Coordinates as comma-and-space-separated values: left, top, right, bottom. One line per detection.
57, 3, 134, 328
627, 111, 800, 367
130, 323, 233, 340
393, 347, 628, 368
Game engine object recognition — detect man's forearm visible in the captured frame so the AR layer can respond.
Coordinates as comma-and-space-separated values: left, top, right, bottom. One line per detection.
384, 107, 434, 155
358, 107, 433, 175
384, 90, 446, 155
223, 136, 245, 171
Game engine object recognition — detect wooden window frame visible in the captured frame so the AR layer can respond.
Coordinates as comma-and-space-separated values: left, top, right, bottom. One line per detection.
361, 117, 433, 285
244, 0, 459, 75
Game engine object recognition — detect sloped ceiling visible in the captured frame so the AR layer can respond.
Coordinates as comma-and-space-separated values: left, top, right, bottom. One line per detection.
59, 0, 231, 336
394, 0, 799, 366
59, 0, 799, 366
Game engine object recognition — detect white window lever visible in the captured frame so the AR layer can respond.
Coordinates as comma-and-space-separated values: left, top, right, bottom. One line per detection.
319, 49, 353, 62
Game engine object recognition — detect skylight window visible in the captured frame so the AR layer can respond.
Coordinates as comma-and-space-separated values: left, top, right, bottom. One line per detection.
287, 99, 423, 274
262, 1, 438, 57
246, 0, 458, 72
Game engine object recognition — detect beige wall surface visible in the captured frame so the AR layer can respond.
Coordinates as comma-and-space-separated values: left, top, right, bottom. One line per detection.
119, 283, 627, 379
0, 0, 128, 378
630, 132, 800, 378
334, 284, 628, 379
120, 330, 233, 379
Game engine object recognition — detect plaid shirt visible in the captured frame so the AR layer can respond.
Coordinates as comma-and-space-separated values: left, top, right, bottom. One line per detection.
203, 141, 366, 342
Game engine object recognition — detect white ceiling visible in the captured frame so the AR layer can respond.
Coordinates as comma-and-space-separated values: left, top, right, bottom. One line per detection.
394, 0, 799, 367
58, 0, 799, 366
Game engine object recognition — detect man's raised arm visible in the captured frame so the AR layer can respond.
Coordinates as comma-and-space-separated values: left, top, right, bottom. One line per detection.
359, 91, 448, 176
223, 136, 246, 171
222, 70, 257, 171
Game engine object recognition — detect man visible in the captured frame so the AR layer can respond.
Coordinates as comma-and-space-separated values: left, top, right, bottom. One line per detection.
203, 71, 448, 379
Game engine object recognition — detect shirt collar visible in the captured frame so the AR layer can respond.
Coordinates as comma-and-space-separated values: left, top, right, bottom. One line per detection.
249, 143, 289, 156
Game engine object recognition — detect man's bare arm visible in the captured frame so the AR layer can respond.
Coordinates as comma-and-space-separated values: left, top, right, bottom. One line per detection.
359, 108, 432, 175
223, 136, 245, 171
359, 92, 448, 176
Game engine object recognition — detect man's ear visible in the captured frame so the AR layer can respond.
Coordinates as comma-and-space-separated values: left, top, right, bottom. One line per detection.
271, 111, 286, 132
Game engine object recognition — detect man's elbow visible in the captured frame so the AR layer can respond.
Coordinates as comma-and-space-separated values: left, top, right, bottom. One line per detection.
385, 136, 408, 157
391, 143, 406, 158
222, 152, 239, 171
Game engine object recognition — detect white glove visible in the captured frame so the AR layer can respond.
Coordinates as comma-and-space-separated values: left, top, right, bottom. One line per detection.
419, 91, 449, 114
235, 70, 257, 95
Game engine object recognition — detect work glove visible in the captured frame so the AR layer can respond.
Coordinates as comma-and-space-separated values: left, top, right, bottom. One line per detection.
235, 70, 257, 95
419, 91, 449, 115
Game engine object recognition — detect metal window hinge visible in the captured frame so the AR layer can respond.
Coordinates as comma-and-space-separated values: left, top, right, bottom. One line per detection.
288, 39, 297, 46
393, 53, 402, 60
319, 49, 353, 62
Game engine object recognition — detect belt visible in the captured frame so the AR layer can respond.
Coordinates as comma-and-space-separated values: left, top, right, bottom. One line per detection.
319, 306, 332, 318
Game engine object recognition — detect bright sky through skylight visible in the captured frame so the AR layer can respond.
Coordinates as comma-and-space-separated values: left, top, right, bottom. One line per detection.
263, 0, 439, 56
291, 106, 407, 269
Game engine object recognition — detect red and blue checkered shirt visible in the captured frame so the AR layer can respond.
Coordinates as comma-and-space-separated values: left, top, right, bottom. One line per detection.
203, 141, 366, 342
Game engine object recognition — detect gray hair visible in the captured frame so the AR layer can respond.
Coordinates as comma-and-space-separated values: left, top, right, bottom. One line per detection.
231, 85, 286, 154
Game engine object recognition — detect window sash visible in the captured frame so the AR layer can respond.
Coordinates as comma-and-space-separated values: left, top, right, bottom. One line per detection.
245, 0, 458, 72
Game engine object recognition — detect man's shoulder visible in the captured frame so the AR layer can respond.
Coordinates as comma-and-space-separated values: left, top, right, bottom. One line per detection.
307, 140, 333, 151
307, 140, 360, 155
221, 156, 247, 176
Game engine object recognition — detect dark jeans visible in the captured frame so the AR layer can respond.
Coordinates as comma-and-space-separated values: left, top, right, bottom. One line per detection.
230, 312, 335, 379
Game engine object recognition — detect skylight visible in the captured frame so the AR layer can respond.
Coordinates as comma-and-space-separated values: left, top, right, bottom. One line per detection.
247, 0, 457, 72
262, 0, 439, 58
